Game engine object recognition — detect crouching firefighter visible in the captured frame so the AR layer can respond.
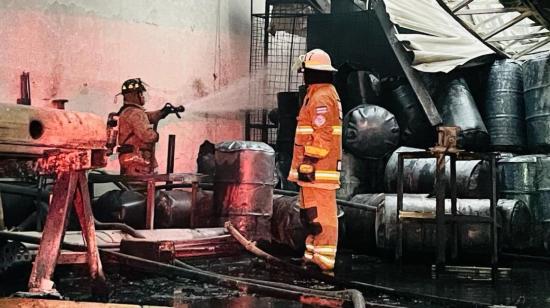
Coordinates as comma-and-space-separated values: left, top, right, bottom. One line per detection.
106, 78, 185, 176
288, 49, 342, 272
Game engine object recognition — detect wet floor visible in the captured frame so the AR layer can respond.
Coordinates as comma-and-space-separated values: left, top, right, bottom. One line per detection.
1, 253, 549, 307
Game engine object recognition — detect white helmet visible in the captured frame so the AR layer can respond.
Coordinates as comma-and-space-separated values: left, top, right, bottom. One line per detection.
293, 49, 338, 72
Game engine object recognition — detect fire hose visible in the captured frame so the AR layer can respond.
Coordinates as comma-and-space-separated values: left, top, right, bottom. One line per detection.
224, 221, 493, 308
0, 230, 370, 307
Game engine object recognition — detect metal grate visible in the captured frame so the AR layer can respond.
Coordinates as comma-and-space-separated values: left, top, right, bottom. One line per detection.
247, 4, 313, 147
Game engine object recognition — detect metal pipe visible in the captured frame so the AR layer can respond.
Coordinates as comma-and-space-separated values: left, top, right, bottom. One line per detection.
167, 134, 176, 174
0, 182, 50, 199
273, 189, 377, 212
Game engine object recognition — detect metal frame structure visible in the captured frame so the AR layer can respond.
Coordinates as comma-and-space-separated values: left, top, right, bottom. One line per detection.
372, 0, 443, 126
246, 1, 315, 147
395, 151, 499, 275
437, 0, 550, 59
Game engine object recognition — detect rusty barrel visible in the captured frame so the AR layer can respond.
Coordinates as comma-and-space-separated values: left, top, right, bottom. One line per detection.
374, 194, 530, 254
214, 141, 275, 242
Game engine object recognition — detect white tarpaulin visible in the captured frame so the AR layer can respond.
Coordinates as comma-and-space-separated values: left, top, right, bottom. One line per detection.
384, 0, 495, 73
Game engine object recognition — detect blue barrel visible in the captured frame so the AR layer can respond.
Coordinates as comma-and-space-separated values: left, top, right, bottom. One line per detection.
523, 55, 550, 152
484, 59, 526, 151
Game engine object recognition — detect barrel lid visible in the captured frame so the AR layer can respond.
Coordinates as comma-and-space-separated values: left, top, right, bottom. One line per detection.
215, 141, 275, 153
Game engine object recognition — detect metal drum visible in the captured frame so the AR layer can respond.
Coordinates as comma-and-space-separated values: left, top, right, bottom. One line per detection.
384, 81, 435, 148
343, 104, 400, 159
214, 141, 275, 242
523, 55, 550, 152
271, 195, 346, 253
535, 156, 550, 248
337, 150, 368, 200
271, 195, 307, 252
484, 59, 526, 151
498, 155, 542, 217
384, 147, 491, 198
93, 190, 147, 229
374, 194, 530, 254
341, 194, 381, 252
435, 77, 489, 151
155, 190, 214, 229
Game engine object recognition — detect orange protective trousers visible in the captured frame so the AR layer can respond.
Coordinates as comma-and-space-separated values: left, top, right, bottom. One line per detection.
299, 186, 338, 271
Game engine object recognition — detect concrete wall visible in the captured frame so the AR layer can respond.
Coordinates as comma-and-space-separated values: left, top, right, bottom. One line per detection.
0, 0, 255, 173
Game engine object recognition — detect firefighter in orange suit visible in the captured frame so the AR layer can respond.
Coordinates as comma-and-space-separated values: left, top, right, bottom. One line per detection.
117, 78, 166, 176
288, 49, 342, 272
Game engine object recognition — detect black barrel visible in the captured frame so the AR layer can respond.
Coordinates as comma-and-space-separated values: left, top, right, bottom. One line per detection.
271, 195, 346, 253
484, 59, 526, 151
383, 81, 435, 148
337, 150, 368, 200
384, 147, 491, 198
523, 55, 550, 152
343, 104, 400, 159
93, 190, 146, 229
341, 194, 381, 252
436, 77, 489, 151
155, 190, 214, 228
214, 141, 275, 242
375, 194, 530, 254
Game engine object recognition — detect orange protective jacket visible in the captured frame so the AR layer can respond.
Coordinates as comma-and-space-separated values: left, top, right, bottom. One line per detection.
117, 102, 161, 175
288, 84, 342, 188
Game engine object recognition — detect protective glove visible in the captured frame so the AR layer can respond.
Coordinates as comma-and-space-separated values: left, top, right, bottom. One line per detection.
298, 156, 318, 182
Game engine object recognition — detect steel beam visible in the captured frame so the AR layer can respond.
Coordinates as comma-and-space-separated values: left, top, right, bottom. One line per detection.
451, 0, 474, 13
456, 7, 527, 15
482, 11, 532, 40
373, 0, 442, 126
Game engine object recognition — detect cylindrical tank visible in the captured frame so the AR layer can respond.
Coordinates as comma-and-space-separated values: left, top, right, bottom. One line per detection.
337, 150, 368, 200
341, 194, 381, 252
271, 195, 307, 252
0, 103, 106, 155
498, 155, 541, 216
374, 194, 530, 254
343, 104, 400, 159
435, 77, 489, 151
155, 190, 214, 229
214, 141, 275, 242
498, 199, 532, 251
384, 147, 491, 198
93, 190, 147, 229
523, 55, 550, 152
383, 81, 435, 148
271, 195, 346, 252
484, 60, 526, 151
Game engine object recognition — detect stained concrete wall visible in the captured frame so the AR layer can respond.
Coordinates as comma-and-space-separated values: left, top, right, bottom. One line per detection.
0, 0, 256, 173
